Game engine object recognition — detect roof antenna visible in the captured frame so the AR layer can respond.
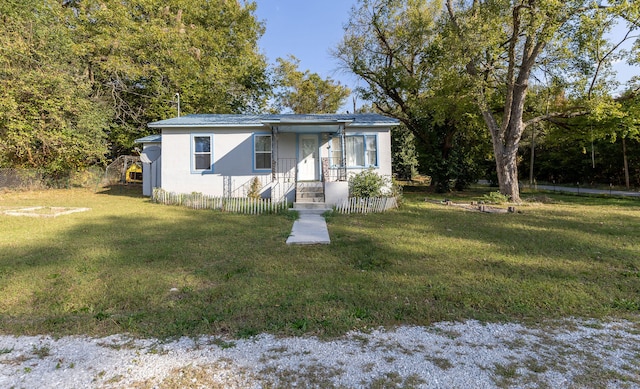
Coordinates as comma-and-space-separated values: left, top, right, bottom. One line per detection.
175, 93, 181, 117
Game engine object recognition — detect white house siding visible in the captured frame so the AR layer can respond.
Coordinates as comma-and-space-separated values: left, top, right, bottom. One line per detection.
277, 133, 296, 160
275, 133, 297, 202
161, 128, 270, 197
146, 115, 398, 203
376, 128, 393, 179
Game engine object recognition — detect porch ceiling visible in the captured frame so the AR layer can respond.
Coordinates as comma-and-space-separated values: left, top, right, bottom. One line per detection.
266, 123, 346, 133
262, 119, 352, 134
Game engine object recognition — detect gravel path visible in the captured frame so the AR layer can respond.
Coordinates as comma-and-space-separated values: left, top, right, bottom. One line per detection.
1, 319, 639, 388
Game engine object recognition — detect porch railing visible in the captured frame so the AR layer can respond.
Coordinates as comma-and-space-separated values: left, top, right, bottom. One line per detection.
272, 158, 297, 202
228, 174, 272, 198
322, 157, 347, 182
274, 158, 297, 181
225, 158, 297, 202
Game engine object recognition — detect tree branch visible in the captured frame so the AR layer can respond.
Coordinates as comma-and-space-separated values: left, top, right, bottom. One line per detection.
588, 25, 638, 99
524, 109, 590, 127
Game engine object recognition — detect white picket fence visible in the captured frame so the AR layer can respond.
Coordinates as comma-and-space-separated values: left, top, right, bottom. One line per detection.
152, 189, 397, 215
335, 196, 398, 214
152, 188, 288, 214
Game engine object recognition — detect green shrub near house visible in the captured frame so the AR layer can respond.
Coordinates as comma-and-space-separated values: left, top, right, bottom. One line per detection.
348, 168, 389, 198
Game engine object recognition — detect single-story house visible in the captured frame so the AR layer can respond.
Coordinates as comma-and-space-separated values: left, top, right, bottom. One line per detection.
136, 113, 399, 207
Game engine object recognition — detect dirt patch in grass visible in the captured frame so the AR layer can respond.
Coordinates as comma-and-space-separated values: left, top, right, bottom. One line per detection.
3, 206, 90, 217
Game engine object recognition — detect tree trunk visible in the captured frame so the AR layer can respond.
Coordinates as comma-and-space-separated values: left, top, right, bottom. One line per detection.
446, 0, 548, 204
495, 145, 521, 203
529, 123, 535, 185
480, 95, 525, 204
623, 136, 630, 189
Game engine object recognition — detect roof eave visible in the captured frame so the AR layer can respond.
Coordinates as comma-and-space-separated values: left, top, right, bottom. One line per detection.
135, 135, 162, 143
149, 122, 398, 129
348, 122, 398, 128
261, 119, 354, 126
148, 123, 266, 129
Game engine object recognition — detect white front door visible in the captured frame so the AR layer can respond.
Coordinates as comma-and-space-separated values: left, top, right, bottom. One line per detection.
298, 134, 318, 181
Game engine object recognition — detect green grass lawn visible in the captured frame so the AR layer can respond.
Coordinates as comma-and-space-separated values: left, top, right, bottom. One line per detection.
0, 186, 639, 339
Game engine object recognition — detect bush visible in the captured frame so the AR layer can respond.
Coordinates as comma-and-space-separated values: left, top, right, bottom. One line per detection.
483, 191, 511, 204
247, 177, 262, 199
349, 169, 389, 198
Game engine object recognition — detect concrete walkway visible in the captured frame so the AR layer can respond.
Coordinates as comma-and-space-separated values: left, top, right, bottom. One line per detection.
286, 210, 330, 245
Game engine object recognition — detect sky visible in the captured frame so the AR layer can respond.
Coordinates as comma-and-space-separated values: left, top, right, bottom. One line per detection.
253, 0, 360, 112
253, 0, 638, 110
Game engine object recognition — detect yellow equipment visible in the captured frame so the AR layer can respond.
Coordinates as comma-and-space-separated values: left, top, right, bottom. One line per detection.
125, 161, 143, 183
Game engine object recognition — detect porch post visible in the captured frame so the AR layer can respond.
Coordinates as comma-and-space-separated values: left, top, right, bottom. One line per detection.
271, 125, 278, 181
340, 124, 346, 181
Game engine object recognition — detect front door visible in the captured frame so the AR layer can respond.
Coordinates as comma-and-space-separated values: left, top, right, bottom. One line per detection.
298, 134, 318, 181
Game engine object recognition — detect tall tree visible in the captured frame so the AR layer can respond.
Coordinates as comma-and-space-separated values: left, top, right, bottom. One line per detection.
273, 55, 350, 113
334, 0, 489, 190
443, 0, 639, 201
68, 0, 270, 156
0, 1, 110, 176
337, 0, 638, 200
335, 0, 442, 146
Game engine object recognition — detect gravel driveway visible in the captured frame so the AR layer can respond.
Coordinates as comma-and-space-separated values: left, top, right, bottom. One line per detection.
1, 319, 639, 388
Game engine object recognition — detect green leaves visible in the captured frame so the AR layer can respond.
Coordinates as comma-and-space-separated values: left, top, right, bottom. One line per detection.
69, 0, 269, 152
0, 1, 109, 175
348, 168, 390, 198
335, 0, 489, 188
273, 55, 350, 114
0, 0, 270, 172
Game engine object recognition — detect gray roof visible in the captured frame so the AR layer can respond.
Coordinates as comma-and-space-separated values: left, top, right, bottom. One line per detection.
148, 113, 399, 128
135, 134, 162, 143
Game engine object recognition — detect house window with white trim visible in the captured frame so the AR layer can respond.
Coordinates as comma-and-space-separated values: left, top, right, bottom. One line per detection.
331, 137, 343, 166
193, 135, 213, 171
254, 134, 272, 170
331, 135, 377, 167
365, 135, 377, 166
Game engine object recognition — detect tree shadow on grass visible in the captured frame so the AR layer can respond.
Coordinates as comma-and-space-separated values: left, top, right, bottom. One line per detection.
0, 197, 294, 337
96, 184, 145, 199
1, 192, 639, 339
324, 202, 640, 322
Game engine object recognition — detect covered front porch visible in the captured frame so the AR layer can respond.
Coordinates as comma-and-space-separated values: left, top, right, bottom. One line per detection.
263, 118, 352, 208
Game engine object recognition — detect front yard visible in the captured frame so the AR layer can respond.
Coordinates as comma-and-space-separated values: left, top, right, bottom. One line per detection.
0, 186, 638, 339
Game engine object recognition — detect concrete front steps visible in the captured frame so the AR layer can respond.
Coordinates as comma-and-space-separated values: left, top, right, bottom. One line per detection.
292, 202, 332, 213
296, 181, 324, 203
292, 181, 332, 213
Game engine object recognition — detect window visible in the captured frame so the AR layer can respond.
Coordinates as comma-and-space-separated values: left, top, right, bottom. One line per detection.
254, 134, 272, 170
331, 137, 342, 166
331, 135, 377, 167
365, 135, 377, 166
346, 136, 364, 166
193, 135, 213, 172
